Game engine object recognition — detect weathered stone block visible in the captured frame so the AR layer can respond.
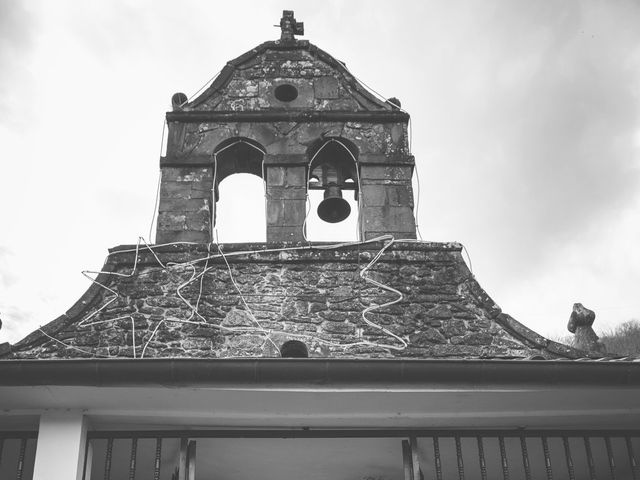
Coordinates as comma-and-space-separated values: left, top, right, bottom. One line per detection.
267, 186, 307, 200
226, 79, 259, 98
322, 321, 356, 335
157, 212, 187, 229
267, 199, 305, 226
160, 182, 193, 200
442, 319, 466, 337
160, 198, 210, 213
156, 230, 209, 243
138, 306, 165, 315
313, 77, 339, 99
426, 305, 453, 319
362, 206, 416, 233
147, 296, 184, 308
161, 167, 207, 182
410, 328, 447, 345
226, 334, 264, 350
360, 166, 412, 181
466, 318, 491, 330
266, 166, 287, 186
221, 309, 254, 328
462, 332, 493, 346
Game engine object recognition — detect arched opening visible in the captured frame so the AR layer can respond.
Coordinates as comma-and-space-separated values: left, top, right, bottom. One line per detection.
280, 340, 309, 358
215, 174, 266, 242
212, 138, 266, 243
306, 138, 360, 242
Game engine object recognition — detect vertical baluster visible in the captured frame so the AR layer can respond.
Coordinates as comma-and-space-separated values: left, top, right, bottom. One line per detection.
154, 438, 163, 480
604, 437, 616, 480
455, 435, 465, 480
402, 440, 414, 480
562, 437, 575, 480
129, 438, 138, 480
627, 437, 639, 480
16, 438, 26, 480
104, 438, 114, 480
409, 436, 421, 480
584, 437, 597, 480
476, 436, 487, 480
433, 436, 443, 480
541, 436, 553, 480
498, 436, 510, 480
520, 436, 532, 480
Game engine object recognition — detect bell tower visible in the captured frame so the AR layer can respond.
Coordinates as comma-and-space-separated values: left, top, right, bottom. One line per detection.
156, 10, 417, 244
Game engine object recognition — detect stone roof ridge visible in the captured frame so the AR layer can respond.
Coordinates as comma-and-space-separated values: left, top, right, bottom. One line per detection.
183, 40, 394, 112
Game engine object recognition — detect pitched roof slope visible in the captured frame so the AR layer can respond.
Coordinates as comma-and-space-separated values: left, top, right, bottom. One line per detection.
2, 241, 588, 360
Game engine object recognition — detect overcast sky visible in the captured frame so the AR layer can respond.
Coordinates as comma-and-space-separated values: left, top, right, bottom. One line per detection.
1, 0, 639, 345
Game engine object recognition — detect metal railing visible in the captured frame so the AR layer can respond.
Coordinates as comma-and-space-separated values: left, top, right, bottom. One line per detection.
0, 432, 38, 480
83, 429, 640, 480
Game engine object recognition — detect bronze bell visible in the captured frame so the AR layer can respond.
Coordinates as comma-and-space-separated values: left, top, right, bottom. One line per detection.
317, 184, 351, 223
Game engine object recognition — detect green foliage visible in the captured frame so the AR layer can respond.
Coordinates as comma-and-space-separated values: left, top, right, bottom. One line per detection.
598, 320, 640, 355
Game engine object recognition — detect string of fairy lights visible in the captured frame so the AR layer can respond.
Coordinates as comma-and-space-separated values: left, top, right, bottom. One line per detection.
39, 235, 424, 358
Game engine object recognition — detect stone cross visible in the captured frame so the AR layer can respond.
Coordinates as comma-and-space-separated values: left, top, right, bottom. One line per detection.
279, 10, 304, 41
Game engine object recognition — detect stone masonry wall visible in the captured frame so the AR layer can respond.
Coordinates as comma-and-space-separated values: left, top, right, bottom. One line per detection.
7, 242, 580, 360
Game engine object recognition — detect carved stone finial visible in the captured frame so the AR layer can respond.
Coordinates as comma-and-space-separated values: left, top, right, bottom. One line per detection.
568, 303, 604, 353
279, 10, 304, 41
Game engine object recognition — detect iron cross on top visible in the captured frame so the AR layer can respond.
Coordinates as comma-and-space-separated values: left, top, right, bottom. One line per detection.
279, 10, 304, 41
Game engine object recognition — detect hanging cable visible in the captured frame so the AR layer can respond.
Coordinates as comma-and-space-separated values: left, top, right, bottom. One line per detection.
187, 69, 223, 102
148, 120, 167, 243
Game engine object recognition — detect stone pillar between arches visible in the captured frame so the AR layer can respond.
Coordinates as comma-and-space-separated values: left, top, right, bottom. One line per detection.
265, 163, 307, 243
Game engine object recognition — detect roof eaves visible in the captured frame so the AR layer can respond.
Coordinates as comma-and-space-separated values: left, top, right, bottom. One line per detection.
1, 358, 640, 388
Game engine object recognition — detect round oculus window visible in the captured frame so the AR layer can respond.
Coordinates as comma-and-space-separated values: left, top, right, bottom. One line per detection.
274, 84, 298, 102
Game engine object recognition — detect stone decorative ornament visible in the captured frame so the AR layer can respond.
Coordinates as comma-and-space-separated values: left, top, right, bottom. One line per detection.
567, 302, 604, 353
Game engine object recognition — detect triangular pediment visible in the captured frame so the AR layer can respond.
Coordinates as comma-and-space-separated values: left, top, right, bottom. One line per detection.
183, 40, 395, 113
